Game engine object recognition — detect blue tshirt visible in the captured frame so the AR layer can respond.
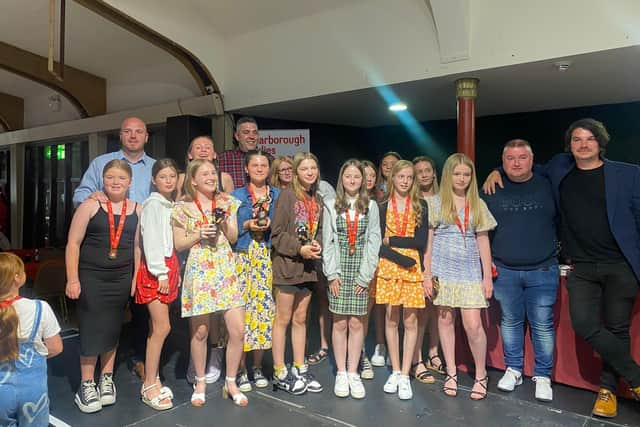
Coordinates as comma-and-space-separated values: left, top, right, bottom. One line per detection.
482, 173, 557, 270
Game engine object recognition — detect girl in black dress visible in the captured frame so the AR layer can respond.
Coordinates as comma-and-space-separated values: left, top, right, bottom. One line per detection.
66, 160, 141, 414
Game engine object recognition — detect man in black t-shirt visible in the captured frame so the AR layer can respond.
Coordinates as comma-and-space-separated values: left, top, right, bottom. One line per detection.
483, 139, 558, 402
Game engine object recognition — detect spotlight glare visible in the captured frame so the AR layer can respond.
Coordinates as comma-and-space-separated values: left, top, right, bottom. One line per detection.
389, 103, 408, 112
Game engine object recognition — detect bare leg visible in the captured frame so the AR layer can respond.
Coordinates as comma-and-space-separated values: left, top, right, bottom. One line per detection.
438, 306, 458, 395
291, 291, 312, 366
272, 288, 294, 369
99, 348, 117, 375
190, 315, 210, 395
315, 276, 331, 351
224, 306, 246, 396
80, 356, 98, 381
144, 300, 171, 402
412, 306, 428, 365
401, 309, 418, 376
385, 305, 401, 372
347, 316, 365, 374
460, 308, 488, 395
332, 315, 348, 372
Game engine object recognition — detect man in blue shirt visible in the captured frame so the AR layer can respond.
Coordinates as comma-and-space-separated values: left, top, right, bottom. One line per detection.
73, 117, 155, 206
73, 116, 155, 380
482, 139, 558, 402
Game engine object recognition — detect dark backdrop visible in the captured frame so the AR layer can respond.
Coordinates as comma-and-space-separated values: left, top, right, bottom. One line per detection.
247, 100, 640, 185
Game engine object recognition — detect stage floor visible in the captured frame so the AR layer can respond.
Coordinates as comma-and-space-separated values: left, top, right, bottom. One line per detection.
47, 313, 640, 427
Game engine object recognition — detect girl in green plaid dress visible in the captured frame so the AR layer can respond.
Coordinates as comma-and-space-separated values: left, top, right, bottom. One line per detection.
323, 160, 381, 399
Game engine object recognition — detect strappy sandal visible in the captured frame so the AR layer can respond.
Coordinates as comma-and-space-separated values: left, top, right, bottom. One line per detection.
442, 373, 458, 397
410, 361, 435, 384
191, 376, 206, 407
156, 375, 173, 400
141, 383, 173, 411
307, 348, 329, 365
427, 355, 445, 375
470, 376, 489, 401
223, 376, 248, 407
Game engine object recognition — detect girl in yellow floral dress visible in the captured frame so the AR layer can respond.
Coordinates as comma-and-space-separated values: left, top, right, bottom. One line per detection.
376, 160, 429, 401
232, 150, 280, 391
171, 159, 247, 407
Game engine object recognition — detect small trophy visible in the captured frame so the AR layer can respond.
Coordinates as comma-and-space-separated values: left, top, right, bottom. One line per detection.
296, 224, 310, 245
212, 207, 227, 224
253, 198, 270, 227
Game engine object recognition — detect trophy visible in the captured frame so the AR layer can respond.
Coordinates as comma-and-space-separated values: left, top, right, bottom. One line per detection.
252, 197, 271, 227
296, 224, 310, 245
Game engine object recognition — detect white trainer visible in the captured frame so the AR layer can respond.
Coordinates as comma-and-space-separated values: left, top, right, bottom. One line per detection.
533, 376, 553, 402
383, 371, 401, 393
371, 344, 387, 367
497, 367, 522, 392
334, 372, 349, 398
348, 372, 366, 399
205, 346, 223, 384
397, 375, 413, 400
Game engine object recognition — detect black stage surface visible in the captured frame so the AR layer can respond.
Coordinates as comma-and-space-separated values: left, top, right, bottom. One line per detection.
47, 308, 640, 427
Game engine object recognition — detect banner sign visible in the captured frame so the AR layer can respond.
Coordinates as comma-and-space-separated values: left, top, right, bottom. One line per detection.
258, 129, 310, 157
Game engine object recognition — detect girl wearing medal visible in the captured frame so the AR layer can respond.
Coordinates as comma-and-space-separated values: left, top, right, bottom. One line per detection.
323, 159, 381, 398
171, 159, 246, 407
178, 136, 231, 388
135, 158, 180, 410
231, 150, 280, 392
66, 160, 141, 413
271, 152, 323, 395
423, 153, 496, 400
375, 160, 429, 400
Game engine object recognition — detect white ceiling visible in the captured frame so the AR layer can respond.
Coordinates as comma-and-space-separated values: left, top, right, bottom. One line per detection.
0, 0, 199, 125
232, 45, 640, 127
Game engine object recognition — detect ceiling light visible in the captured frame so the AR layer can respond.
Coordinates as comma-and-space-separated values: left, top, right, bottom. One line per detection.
389, 103, 407, 112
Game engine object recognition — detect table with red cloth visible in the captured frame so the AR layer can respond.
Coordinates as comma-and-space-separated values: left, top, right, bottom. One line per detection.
455, 274, 640, 397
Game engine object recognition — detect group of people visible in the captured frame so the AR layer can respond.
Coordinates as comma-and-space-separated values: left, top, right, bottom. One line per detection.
1, 115, 639, 424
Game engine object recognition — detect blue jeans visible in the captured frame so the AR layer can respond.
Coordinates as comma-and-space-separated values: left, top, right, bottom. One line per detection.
493, 264, 559, 377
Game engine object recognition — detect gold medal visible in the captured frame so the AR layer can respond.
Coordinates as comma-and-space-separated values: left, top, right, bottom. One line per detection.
108, 249, 118, 260
349, 246, 355, 256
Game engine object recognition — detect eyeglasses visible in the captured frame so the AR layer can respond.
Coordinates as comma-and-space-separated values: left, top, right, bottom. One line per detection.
279, 167, 293, 174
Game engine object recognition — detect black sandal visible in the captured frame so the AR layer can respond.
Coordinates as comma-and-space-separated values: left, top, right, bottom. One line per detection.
470, 376, 488, 401
443, 373, 458, 397
307, 348, 329, 365
427, 355, 445, 375
410, 361, 435, 384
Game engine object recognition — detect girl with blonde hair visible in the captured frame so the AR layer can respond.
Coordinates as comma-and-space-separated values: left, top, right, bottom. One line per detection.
375, 159, 429, 400
424, 153, 497, 400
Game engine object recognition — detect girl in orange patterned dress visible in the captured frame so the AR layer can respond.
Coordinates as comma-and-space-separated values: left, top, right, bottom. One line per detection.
375, 160, 429, 400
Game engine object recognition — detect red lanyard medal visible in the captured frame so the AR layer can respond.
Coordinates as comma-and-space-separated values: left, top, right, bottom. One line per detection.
303, 195, 317, 240
345, 209, 359, 255
194, 197, 216, 224
107, 200, 127, 260
456, 200, 470, 247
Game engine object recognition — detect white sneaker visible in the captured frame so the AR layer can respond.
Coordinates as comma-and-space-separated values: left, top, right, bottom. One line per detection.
348, 372, 366, 399
334, 372, 349, 398
533, 376, 553, 402
205, 346, 223, 384
371, 344, 387, 367
497, 367, 522, 392
383, 371, 401, 393
397, 375, 413, 400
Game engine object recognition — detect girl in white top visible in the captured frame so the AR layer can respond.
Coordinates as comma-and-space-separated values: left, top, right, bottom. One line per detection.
0, 253, 63, 426
135, 159, 180, 411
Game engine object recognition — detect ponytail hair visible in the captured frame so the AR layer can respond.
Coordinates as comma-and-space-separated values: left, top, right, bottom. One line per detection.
0, 253, 24, 362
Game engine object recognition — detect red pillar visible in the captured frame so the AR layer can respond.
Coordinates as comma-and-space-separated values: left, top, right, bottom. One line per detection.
456, 78, 479, 162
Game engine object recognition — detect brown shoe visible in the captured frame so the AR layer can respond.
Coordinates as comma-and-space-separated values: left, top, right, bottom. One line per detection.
132, 361, 145, 380
592, 388, 617, 418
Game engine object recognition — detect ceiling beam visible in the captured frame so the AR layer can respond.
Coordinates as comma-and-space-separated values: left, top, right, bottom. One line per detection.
74, 0, 220, 97
0, 92, 25, 131
0, 41, 106, 118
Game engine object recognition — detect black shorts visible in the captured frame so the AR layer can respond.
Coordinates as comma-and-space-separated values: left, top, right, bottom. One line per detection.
274, 281, 315, 294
